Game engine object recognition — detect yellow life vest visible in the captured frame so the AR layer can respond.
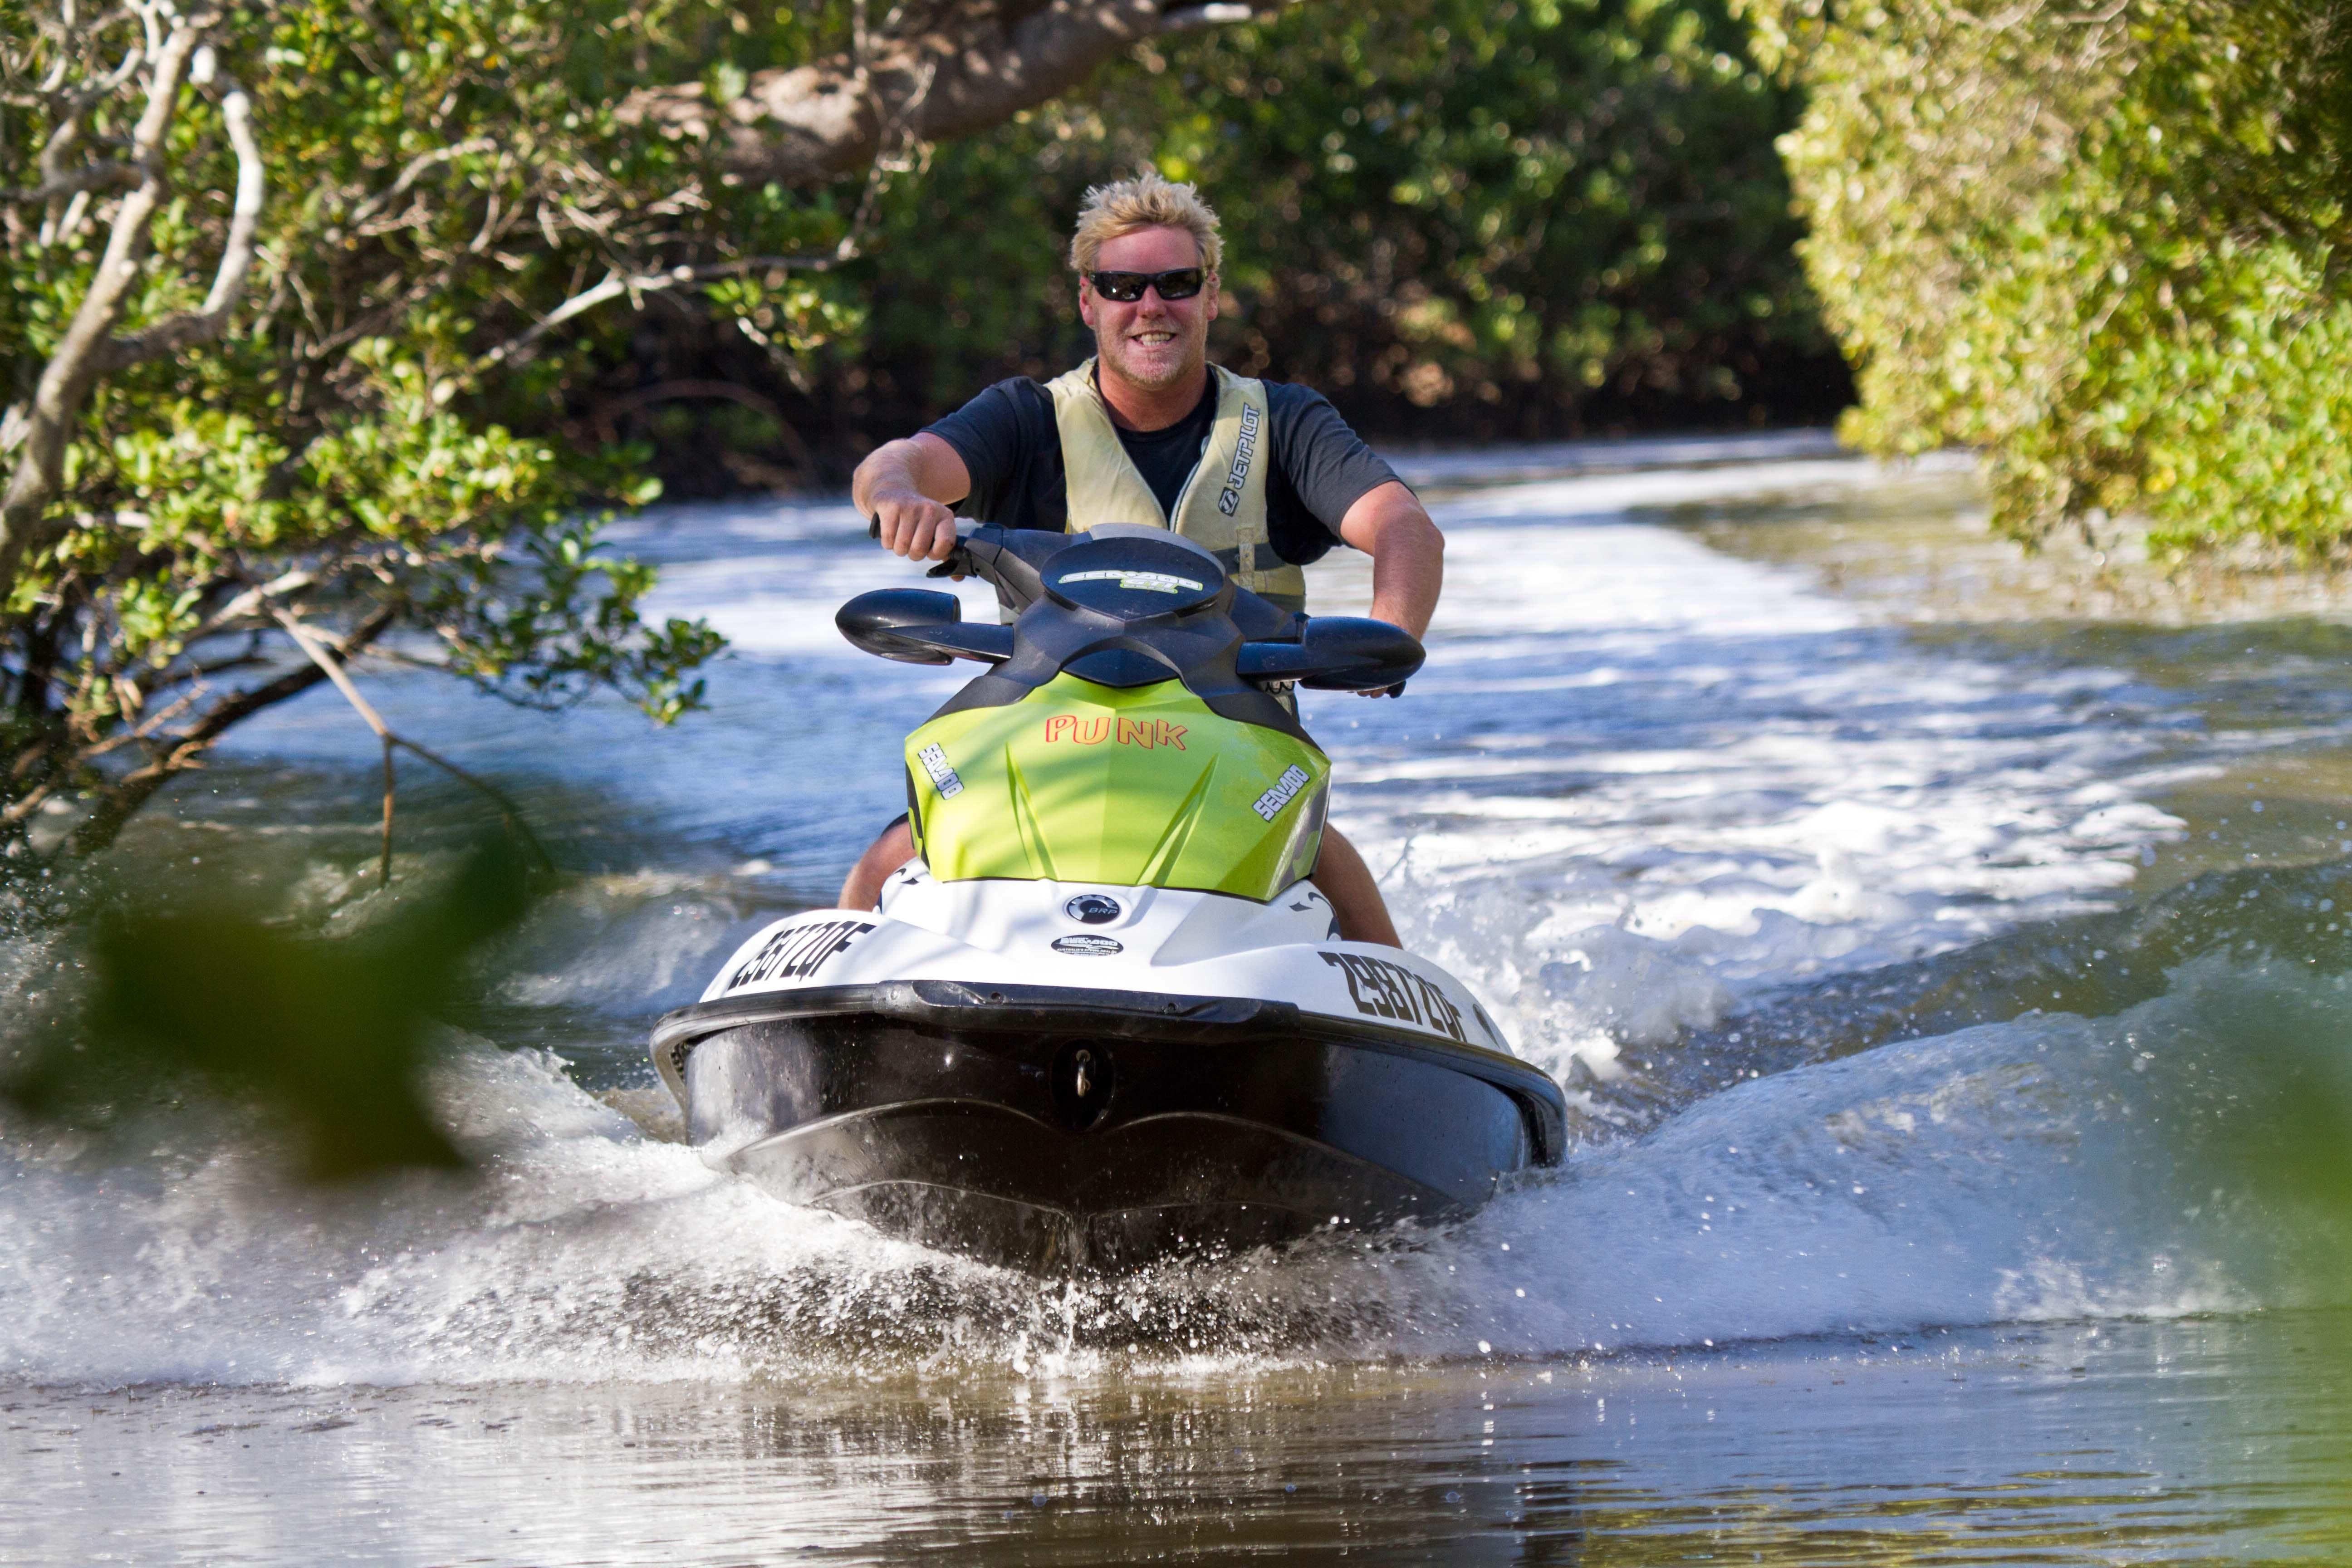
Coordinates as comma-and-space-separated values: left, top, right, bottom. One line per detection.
1045, 359, 1308, 612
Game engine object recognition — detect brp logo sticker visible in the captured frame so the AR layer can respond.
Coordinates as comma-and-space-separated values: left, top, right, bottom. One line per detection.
1052, 934, 1124, 956
1064, 893, 1122, 925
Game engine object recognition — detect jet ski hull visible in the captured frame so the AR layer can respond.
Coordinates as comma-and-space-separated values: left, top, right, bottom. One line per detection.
655, 980, 1567, 1274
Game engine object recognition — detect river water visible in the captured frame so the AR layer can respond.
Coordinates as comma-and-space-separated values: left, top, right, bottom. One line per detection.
8, 436, 2352, 1562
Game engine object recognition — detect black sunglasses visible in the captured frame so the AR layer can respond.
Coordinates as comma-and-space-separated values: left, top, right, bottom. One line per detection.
1088, 267, 1206, 303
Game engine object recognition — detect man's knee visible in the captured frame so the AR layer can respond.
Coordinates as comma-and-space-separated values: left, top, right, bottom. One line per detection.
1312, 826, 1401, 948
840, 816, 917, 910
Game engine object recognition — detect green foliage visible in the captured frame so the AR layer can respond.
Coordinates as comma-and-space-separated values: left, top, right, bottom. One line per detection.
1742, 0, 2352, 553
4, 843, 534, 1179
848, 0, 1842, 443
0, 0, 882, 847
0, 0, 1848, 853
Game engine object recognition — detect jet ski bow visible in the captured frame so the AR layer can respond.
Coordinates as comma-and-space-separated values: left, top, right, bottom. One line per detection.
652, 523, 1567, 1273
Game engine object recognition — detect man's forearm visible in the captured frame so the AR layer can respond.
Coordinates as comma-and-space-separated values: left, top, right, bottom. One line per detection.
858, 433, 972, 561
851, 439, 929, 516
1368, 524, 1443, 640
1339, 481, 1444, 640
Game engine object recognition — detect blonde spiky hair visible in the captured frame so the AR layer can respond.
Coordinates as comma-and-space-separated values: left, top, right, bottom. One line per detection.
1068, 167, 1224, 276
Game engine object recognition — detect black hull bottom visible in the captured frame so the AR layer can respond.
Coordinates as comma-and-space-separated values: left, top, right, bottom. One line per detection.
732, 1100, 1464, 1274
663, 981, 1568, 1274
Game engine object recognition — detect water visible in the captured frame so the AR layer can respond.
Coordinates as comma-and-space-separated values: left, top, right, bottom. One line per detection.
7, 441, 2352, 1562
11, 1317, 2352, 1563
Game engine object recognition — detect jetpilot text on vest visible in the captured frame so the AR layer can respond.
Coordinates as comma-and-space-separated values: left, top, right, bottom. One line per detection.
1218, 403, 1263, 517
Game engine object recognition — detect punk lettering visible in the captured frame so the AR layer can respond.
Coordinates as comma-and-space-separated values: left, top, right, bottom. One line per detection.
1044, 715, 1188, 750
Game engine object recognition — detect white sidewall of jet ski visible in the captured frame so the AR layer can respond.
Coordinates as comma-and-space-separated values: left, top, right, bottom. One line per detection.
696, 865, 1517, 1058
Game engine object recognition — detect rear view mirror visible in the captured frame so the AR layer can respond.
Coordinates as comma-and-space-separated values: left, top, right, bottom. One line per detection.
838, 589, 1015, 665
1235, 617, 1424, 691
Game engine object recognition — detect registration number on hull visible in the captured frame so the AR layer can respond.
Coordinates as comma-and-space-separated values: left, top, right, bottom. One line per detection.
728, 918, 875, 992
1319, 951, 1468, 1044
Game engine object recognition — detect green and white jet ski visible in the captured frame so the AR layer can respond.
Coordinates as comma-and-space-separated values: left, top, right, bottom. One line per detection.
652, 523, 1566, 1274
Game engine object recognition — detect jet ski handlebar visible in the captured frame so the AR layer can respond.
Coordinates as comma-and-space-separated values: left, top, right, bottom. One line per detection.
852, 519, 1421, 694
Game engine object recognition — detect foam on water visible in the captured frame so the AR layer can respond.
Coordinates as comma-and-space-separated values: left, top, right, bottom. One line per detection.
8, 456, 2351, 1391
1264, 470, 2240, 1094
0, 1034, 1029, 1387
6, 955, 2346, 1388
1380, 954, 2352, 1355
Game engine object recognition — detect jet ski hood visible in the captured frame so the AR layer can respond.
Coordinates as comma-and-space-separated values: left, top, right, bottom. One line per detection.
839, 526, 1424, 903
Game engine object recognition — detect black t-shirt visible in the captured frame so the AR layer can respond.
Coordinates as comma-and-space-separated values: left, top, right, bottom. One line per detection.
920, 373, 1402, 566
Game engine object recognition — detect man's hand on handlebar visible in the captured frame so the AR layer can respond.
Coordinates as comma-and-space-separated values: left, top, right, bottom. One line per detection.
870, 490, 960, 563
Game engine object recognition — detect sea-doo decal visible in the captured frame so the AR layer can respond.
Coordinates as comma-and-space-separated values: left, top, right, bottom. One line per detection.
1217, 403, 1263, 517
916, 743, 964, 798
1057, 568, 1204, 594
1320, 951, 1468, 1043
1064, 893, 1122, 924
1252, 764, 1313, 822
1052, 934, 1124, 956
1044, 715, 1187, 750
729, 919, 874, 991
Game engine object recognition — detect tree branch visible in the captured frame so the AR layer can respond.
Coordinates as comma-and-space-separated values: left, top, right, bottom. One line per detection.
274, 611, 555, 877
102, 61, 265, 370
0, 23, 262, 612
1, 157, 140, 206
59, 604, 399, 856
1156, 5, 1259, 31
338, 137, 498, 237
181, 566, 318, 645
470, 254, 831, 374
618, 0, 1293, 187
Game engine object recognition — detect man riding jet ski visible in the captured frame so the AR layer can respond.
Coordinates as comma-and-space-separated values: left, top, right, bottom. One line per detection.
650, 522, 1568, 1273
845, 167, 1444, 948
646, 168, 1563, 1273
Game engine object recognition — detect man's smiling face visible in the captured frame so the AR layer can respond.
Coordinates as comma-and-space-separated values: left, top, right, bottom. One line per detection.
1079, 225, 1219, 402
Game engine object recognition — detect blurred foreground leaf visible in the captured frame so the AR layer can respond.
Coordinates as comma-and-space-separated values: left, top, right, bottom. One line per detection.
4, 845, 534, 1180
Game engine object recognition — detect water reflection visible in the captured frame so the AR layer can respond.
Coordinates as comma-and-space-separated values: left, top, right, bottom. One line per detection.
8, 1315, 2348, 1564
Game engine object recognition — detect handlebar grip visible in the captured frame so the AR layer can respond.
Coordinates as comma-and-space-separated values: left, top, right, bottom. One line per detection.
869, 514, 882, 540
